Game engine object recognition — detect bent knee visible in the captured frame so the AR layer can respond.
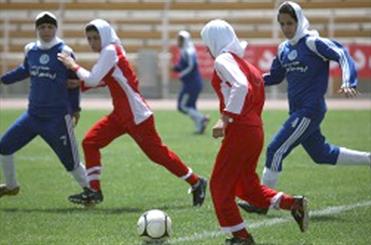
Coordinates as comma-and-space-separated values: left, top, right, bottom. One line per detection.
0, 144, 15, 155
177, 105, 188, 114
310, 154, 334, 165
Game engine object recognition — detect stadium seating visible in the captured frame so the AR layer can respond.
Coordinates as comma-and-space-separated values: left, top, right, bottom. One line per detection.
1, 0, 370, 72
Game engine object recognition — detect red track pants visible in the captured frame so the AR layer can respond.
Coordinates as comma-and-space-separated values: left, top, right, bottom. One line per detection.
82, 114, 195, 189
210, 123, 292, 232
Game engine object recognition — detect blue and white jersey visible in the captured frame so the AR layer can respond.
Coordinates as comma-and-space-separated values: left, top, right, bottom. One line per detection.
173, 31, 203, 89
1, 41, 80, 118
264, 35, 358, 114
174, 48, 203, 85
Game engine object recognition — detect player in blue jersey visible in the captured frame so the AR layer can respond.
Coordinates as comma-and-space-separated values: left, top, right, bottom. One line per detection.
0, 12, 88, 199
173, 30, 209, 134
238, 1, 371, 215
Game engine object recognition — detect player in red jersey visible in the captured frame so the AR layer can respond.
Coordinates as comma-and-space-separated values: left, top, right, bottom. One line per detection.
58, 19, 207, 207
201, 19, 308, 245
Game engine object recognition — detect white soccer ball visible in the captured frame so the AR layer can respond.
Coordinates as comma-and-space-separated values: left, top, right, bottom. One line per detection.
137, 209, 172, 242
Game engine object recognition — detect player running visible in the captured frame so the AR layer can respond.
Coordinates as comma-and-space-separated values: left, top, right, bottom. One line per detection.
172, 30, 209, 134
0, 12, 88, 199
239, 1, 371, 215
201, 19, 309, 245
57, 19, 207, 207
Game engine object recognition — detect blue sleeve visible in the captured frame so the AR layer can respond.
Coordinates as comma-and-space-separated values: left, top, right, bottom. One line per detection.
0, 58, 29, 84
67, 69, 81, 113
263, 56, 286, 86
173, 52, 188, 72
315, 38, 358, 88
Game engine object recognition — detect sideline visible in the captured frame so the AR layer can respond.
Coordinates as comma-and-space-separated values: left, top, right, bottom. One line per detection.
170, 200, 371, 244
0, 98, 370, 110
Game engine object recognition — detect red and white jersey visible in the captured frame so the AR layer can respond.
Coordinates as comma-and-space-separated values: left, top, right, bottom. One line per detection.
211, 52, 265, 126
76, 44, 152, 126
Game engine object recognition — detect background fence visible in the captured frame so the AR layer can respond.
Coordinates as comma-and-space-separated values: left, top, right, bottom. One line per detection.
1, 0, 370, 99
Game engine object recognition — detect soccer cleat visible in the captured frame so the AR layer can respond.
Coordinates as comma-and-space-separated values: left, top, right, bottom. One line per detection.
238, 200, 268, 215
68, 187, 103, 206
291, 196, 309, 232
0, 184, 20, 198
195, 116, 210, 135
190, 177, 207, 207
225, 236, 256, 245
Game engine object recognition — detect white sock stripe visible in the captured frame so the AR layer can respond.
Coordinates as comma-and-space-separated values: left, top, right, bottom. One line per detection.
271, 117, 311, 171
87, 166, 102, 174
87, 174, 100, 181
180, 168, 193, 180
64, 114, 80, 169
270, 192, 284, 209
220, 222, 246, 233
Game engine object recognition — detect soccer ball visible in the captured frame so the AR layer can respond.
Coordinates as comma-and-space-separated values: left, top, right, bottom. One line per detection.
137, 209, 172, 242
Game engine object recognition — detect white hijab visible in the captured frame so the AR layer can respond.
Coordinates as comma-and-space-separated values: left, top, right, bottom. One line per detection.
87, 19, 123, 51
34, 11, 62, 50
200, 19, 247, 58
36, 36, 63, 50
178, 30, 195, 53
280, 1, 319, 45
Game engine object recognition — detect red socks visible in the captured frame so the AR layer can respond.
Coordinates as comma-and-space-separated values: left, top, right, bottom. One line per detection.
279, 194, 295, 210
89, 180, 101, 192
232, 229, 250, 239
186, 174, 199, 186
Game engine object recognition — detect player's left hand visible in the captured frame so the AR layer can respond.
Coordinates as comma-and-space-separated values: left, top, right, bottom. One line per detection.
337, 86, 359, 98
72, 111, 80, 127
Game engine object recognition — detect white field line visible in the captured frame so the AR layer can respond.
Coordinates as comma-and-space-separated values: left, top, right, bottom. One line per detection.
169, 200, 371, 244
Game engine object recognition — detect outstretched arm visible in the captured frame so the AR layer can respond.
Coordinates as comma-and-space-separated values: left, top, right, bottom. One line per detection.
58, 47, 116, 87
315, 38, 359, 97
263, 56, 286, 86
1, 58, 29, 85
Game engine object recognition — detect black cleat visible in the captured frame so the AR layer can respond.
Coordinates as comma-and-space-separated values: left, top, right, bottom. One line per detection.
0, 184, 20, 198
225, 236, 255, 245
291, 196, 309, 232
190, 177, 207, 207
68, 187, 103, 207
238, 200, 268, 215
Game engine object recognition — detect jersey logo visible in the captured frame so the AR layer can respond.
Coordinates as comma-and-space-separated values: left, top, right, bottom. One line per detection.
39, 54, 50, 65
287, 50, 297, 61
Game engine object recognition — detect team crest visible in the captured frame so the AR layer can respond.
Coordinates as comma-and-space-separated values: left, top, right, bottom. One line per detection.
39, 54, 50, 64
288, 50, 297, 61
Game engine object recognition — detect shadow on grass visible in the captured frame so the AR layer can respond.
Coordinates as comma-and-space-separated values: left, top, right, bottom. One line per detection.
0, 203, 192, 214
310, 214, 343, 222
149, 203, 191, 211
0, 206, 142, 214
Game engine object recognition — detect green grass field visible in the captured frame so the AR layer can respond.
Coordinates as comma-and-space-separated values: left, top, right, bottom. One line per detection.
0, 109, 370, 245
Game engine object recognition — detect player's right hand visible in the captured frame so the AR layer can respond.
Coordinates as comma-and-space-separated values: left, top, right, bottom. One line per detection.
212, 119, 225, 138
67, 79, 81, 89
72, 111, 80, 127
